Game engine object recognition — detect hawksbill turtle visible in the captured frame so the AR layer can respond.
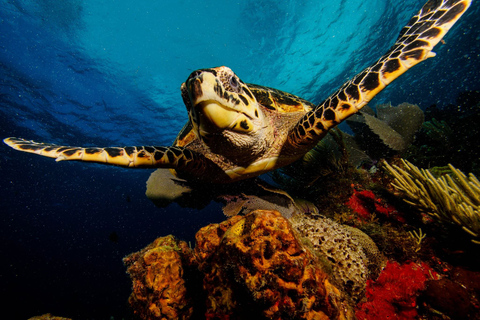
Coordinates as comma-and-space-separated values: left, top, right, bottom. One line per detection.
4, 1, 471, 199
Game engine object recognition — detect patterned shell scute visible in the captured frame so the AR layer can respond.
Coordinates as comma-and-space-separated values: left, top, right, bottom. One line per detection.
248, 84, 315, 113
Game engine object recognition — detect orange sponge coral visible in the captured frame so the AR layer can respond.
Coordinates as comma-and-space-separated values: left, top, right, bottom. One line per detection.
123, 235, 201, 320
195, 210, 354, 319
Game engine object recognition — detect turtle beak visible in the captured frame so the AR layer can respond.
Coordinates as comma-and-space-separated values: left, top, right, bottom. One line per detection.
181, 69, 208, 112
181, 82, 192, 112
184, 69, 213, 99
181, 69, 208, 111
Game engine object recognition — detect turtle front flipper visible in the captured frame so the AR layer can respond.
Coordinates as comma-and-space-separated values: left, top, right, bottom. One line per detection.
3, 137, 221, 179
287, 0, 471, 152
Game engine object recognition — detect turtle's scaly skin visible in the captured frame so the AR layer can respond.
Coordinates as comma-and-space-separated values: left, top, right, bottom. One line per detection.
3, 137, 229, 182
3, 0, 471, 184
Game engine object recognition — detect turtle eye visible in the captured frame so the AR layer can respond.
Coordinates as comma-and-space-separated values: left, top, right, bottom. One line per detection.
187, 70, 202, 82
229, 76, 241, 92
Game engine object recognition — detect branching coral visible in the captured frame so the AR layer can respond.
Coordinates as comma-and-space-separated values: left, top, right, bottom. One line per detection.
408, 228, 426, 252
384, 159, 480, 244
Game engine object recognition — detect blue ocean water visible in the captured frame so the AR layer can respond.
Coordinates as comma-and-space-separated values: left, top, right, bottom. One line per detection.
0, 0, 479, 318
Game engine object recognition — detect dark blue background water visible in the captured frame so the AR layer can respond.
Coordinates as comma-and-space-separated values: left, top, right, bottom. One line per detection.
1, 1, 479, 318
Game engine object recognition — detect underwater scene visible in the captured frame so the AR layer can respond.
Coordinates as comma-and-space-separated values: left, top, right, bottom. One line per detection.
1, 0, 480, 319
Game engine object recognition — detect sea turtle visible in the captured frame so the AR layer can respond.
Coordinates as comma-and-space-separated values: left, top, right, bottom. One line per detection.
4, 1, 471, 195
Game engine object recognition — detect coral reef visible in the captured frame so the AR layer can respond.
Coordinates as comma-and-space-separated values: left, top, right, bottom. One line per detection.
346, 103, 424, 160
126, 165, 480, 320
384, 159, 480, 244
270, 129, 368, 218
123, 235, 202, 320
28, 315, 71, 320
123, 210, 361, 319
194, 209, 355, 319
290, 213, 384, 301
271, 129, 354, 190
355, 261, 437, 320
219, 183, 388, 303
408, 90, 480, 175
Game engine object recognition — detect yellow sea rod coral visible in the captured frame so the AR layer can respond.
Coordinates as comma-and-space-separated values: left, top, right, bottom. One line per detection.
384, 159, 480, 244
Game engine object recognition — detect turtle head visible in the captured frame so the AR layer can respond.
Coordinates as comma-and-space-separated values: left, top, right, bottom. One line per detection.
181, 66, 269, 159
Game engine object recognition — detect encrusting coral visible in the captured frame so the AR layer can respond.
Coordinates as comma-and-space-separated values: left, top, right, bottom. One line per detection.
384, 159, 480, 244
290, 213, 385, 301
355, 261, 438, 320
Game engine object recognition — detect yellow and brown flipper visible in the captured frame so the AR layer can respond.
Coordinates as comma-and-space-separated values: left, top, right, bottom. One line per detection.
3, 137, 222, 179
287, 0, 471, 152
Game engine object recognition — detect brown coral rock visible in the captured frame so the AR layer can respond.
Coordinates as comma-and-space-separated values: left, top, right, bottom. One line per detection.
452, 266, 480, 298
123, 235, 200, 320
423, 278, 476, 319
195, 210, 354, 319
